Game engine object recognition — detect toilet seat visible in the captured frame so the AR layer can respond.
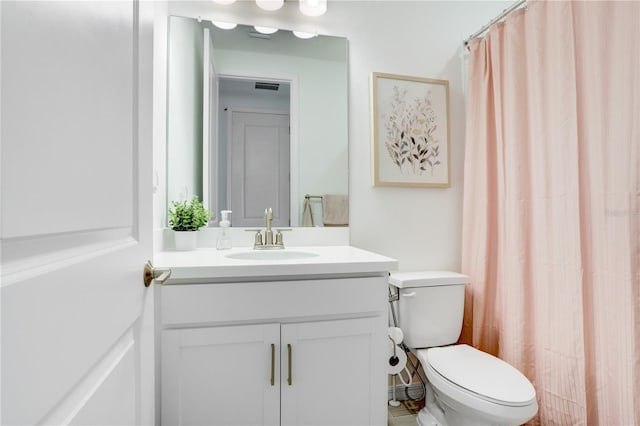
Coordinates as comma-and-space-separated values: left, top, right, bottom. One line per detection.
426, 344, 536, 405
416, 345, 538, 424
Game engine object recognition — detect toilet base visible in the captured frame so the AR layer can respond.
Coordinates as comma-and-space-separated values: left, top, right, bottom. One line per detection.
416, 408, 439, 426
417, 404, 511, 426
417, 382, 516, 426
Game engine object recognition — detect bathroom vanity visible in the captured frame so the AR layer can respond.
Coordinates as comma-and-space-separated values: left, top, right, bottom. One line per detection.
154, 246, 397, 426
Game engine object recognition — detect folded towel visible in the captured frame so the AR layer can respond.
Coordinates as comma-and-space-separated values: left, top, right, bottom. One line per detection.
302, 197, 314, 227
322, 194, 348, 227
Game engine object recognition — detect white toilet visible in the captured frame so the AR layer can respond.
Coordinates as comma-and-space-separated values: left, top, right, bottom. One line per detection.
389, 271, 538, 426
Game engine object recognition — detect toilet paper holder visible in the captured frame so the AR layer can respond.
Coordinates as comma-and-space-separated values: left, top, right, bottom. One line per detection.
388, 286, 427, 402
389, 336, 400, 367
388, 327, 411, 386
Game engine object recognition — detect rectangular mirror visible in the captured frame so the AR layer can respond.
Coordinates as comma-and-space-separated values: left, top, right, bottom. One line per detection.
166, 16, 348, 227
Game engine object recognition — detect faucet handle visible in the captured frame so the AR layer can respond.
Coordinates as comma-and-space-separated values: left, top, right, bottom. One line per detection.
254, 231, 264, 247
274, 229, 291, 247
275, 231, 284, 246
245, 229, 264, 247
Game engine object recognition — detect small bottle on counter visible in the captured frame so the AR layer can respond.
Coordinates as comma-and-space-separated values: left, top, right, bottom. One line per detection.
216, 210, 232, 250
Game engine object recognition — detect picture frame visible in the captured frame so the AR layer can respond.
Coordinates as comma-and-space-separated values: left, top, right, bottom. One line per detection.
371, 72, 450, 187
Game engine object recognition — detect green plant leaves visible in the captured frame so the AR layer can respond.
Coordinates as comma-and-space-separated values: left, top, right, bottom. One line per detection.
168, 196, 213, 231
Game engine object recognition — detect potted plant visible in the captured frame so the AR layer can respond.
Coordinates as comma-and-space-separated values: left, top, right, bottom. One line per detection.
168, 196, 213, 250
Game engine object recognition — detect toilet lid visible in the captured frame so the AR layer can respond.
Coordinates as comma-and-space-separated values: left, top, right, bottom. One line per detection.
426, 345, 536, 405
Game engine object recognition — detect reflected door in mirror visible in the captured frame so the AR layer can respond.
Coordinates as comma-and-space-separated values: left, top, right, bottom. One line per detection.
229, 110, 290, 227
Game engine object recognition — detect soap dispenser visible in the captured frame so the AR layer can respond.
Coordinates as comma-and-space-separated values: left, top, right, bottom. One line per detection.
216, 210, 232, 250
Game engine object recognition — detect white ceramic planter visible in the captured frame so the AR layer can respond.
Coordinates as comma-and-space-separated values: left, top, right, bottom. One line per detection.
173, 230, 198, 251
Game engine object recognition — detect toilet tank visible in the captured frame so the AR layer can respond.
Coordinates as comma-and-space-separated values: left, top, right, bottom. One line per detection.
389, 271, 470, 349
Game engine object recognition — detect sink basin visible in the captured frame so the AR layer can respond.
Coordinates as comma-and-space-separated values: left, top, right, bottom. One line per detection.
225, 250, 319, 261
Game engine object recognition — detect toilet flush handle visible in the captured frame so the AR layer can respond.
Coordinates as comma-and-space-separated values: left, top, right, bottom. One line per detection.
401, 291, 416, 298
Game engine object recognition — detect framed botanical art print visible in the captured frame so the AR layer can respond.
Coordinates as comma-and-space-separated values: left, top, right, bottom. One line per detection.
371, 72, 450, 187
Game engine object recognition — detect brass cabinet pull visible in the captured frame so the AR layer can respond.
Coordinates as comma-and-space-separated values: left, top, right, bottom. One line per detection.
270, 344, 275, 386
287, 344, 292, 386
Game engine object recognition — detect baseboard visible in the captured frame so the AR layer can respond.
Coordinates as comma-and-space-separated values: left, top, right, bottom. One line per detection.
387, 383, 424, 401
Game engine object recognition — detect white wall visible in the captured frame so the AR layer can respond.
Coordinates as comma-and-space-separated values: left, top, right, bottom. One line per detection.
166, 16, 204, 206
337, 2, 509, 271
162, 1, 512, 270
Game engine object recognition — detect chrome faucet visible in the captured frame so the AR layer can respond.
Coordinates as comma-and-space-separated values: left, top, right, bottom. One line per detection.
264, 207, 274, 245
249, 207, 291, 250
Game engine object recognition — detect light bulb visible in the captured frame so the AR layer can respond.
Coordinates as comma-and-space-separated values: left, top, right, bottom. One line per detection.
254, 25, 278, 35
299, 0, 326, 16
212, 21, 238, 30
255, 0, 284, 11
292, 31, 317, 39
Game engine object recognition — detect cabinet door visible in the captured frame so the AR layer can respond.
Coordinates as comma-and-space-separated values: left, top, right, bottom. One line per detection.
162, 324, 280, 426
280, 317, 387, 426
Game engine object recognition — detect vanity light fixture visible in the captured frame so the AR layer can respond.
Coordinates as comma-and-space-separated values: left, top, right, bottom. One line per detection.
212, 21, 238, 30
213, 0, 327, 17
292, 30, 318, 39
299, 0, 327, 17
254, 25, 279, 35
255, 0, 284, 11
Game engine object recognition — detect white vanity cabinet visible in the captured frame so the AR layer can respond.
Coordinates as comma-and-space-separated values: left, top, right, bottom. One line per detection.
157, 274, 390, 426
161, 323, 281, 426
279, 317, 384, 426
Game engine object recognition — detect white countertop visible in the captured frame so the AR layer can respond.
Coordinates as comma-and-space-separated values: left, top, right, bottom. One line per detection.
154, 246, 398, 284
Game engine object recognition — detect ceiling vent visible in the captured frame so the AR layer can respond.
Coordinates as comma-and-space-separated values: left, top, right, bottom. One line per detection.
255, 82, 280, 91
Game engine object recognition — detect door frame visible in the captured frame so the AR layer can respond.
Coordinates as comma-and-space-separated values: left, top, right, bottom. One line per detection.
213, 72, 299, 227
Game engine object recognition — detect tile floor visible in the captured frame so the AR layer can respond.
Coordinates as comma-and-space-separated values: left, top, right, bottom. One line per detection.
387, 400, 423, 426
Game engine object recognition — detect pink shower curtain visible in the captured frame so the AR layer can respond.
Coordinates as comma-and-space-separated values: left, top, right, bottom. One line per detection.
461, 1, 639, 424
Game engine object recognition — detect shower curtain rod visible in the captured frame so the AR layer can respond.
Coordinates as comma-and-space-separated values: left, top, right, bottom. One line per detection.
463, 0, 527, 46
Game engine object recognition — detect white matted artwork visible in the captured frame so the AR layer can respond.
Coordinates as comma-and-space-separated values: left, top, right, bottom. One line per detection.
371, 72, 450, 187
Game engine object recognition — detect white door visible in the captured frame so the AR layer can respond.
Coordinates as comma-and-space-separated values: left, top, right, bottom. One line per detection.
161, 324, 281, 426
1, 2, 154, 425
228, 110, 290, 227
280, 318, 387, 426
